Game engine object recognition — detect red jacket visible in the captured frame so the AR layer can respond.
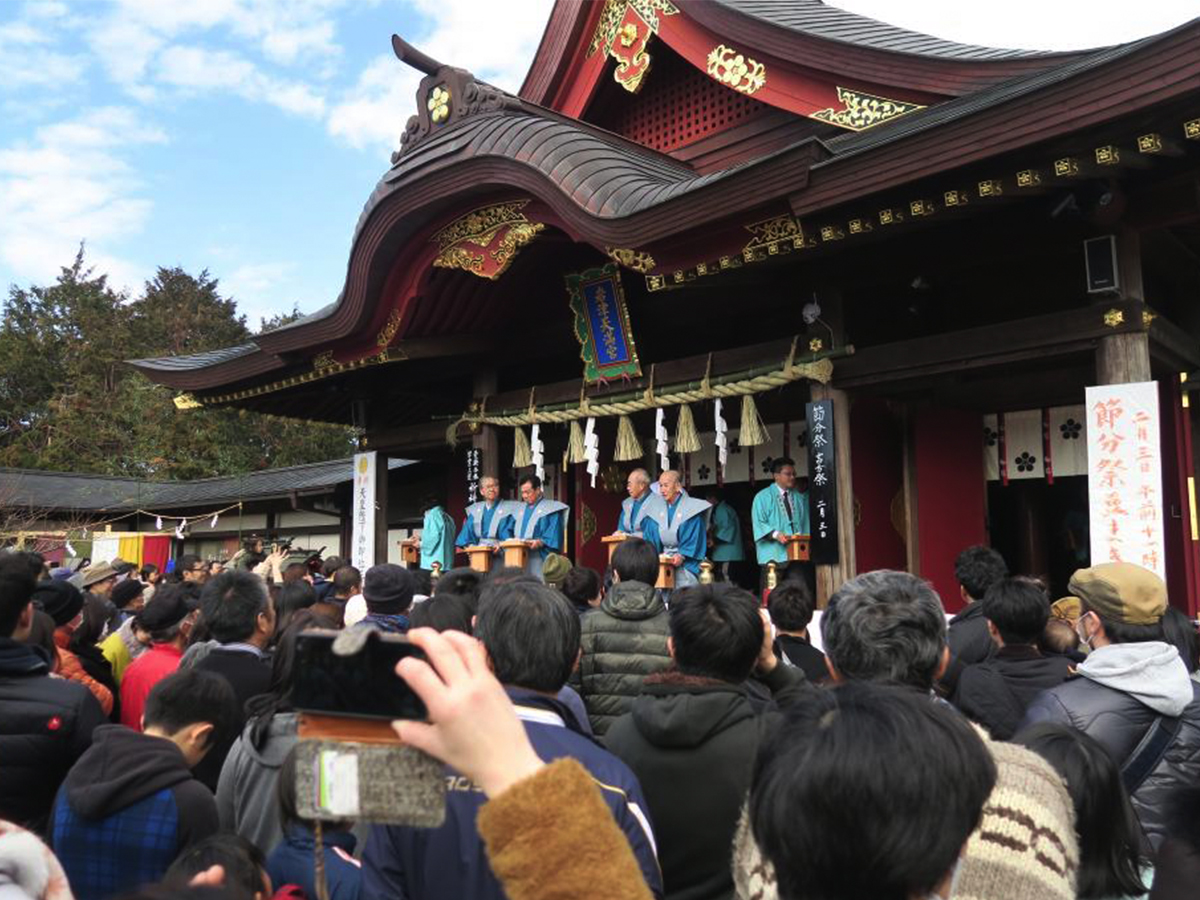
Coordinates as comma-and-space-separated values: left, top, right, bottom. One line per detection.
120, 643, 183, 730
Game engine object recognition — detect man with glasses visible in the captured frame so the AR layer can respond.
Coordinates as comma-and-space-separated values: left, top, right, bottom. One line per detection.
751, 457, 809, 583
177, 555, 209, 585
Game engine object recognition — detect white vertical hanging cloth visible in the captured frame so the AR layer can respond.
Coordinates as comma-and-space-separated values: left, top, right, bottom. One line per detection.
655, 408, 670, 472
584, 417, 600, 487
714, 399, 728, 467
530, 423, 545, 483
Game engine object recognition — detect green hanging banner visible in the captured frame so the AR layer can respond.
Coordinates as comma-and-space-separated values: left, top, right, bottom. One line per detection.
566, 262, 642, 383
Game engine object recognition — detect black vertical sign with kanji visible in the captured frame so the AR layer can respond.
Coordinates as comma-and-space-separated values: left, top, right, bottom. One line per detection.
805, 399, 839, 563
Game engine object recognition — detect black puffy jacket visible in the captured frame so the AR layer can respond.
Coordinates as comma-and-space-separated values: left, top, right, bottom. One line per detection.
575, 580, 672, 736
1020, 643, 1200, 852
0, 637, 105, 833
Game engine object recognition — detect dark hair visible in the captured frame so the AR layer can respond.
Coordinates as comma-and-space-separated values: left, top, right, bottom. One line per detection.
71, 593, 115, 652
767, 581, 815, 632
411, 568, 432, 598
611, 537, 658, 585
1082, 601, 1166, 645
1040, 618, 1081, 657
954, 546, 1008, 600
5, 551, 46, 582
199, 571, 270, 643
320, 556, 344, 578
1013, 723, 1146, 899
981, 577, 1050, 645
165, 834, 267, 898
561, 566, 601, 612
176, 554, 204, 581
669, 584, 762, 683
519, 474, 542, 490
140, 564, 159, 580
475, 580, 580, 692
25, 609, 58, 666
278, 745, 350, 833
433, 568, 483, 609
274, 581, 317, 638
144, 669, 238, 750
770, 456, 795, 474
246, 627, 300, 750
0, 553, 37, 637
752, 682, 996, 900
485, 566, 530, 587
332, 565, 361, 596
408, 594, 474, 633
282, 562, 309, 584
1161, 607, 1199, 674
821, 570, 946, 691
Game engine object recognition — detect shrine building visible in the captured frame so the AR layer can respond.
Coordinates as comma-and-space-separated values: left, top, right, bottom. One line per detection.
130, 0, 1200, 613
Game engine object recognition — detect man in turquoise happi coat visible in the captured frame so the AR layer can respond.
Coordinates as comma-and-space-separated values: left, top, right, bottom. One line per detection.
707, 487, 746, 582
752, 457, 810, 572
455, 476, 516, 552
417, 497, 456, 573
642, 470, 711, 587
513, 474, 569, 580
616, 468, 655, 537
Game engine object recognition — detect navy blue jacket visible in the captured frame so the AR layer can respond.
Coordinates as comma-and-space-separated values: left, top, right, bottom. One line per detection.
362, 689, 663, 899
268, 826, 361, 900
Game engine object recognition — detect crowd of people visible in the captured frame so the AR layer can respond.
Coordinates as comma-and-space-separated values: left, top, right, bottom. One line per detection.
0, 531, 1198, 900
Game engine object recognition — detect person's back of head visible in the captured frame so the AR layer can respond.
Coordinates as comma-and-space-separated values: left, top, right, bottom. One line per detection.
981, 577, 1050, 647
474, 579, 580, 693
331, 565, 361, 600
821, 569, 947, 691
199, 571, 271, 644
408, 593, 474, 634
281, 563, 309, 585
668, 584, 762, 683
1013, 723, 1146, 900
320, 556, 344, 579
0, 553, 37, 639
767, 581, 815, 634
611, 537, 657, 585
1070, 562, 1168, 646
274, 581, 316, 636
750, 681, 996, 900
143, 669, 239, 767
433, 568, 483, 608
362, 564, 414, 615
561, 566, 602, 613
165, 834, 270, 900
1040, 618, 1082, 657
955, 546, 1008, 602
1161, 606, 1199, 674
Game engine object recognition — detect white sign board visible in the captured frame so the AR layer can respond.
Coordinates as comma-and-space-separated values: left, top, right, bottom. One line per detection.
1085, 381, 1164, 579
351, 451, 377, 572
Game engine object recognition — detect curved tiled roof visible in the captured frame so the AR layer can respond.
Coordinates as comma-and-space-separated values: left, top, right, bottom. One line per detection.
128, 342, 259, 372
712, 0, 1065, 60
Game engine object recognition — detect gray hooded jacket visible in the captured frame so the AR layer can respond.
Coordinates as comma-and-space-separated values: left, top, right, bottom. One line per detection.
1021, 641, 1200, 850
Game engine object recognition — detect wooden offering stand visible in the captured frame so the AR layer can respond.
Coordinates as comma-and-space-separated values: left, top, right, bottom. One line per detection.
602, 534, 627, 563
399, 539, 419, 568
298, 711, 400, 745
656, 555, 676, 590
463, 545, 495, 574
499, 539, 530, 570
786, 534, 811, 562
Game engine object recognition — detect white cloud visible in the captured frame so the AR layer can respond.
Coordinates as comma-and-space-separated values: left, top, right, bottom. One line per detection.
326, 0, 554, 154
157, 44, 326, 117
0, 107, 167, 294
0, 16, 87, 91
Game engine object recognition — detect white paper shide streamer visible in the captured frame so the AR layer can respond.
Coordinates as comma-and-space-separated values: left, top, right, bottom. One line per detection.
714, 399, 728, 467
155, 516, 163, 531
175, 518, 187, 540
210, 514, 219, 530
655, 408, 670, 472
530, 424, 545, 483
584, 417, 600, 487
65, 540, 76, 557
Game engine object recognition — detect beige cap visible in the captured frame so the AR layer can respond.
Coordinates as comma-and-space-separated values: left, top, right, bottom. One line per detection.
1068, 562, 1167, 625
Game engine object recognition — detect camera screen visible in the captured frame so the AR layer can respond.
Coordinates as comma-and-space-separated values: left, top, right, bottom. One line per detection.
292, 630, 428, 721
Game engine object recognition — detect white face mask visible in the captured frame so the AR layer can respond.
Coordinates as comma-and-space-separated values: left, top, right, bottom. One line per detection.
1075, 612, 1095, 649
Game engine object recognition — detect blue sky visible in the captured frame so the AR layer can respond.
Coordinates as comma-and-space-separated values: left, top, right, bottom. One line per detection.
1, 0, 1195, 331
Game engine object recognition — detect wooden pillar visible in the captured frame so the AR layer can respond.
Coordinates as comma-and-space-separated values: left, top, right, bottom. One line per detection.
901, 406, 921, 575
810, 383, 856, 607
1097, 228, 1151, 385
472, 370, 500, 482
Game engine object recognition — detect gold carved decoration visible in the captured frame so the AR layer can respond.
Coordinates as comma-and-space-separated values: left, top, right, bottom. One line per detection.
377, 309, 402, 348
1103, 309, 1125, 328
944, 190, 969, 207
706, 44, 766, 95
1137, 134, 1163, 154
1054, 157, 1079, 177
819, 225, 844, 242
1017, 169, 1041, 187
427, 85, 450, 124
431, 200, 545, 280
587, 0, 678, 57
809, 338, 824, 353
607, 247, 656, 273
312, 350, 336, 370
1186, 119, 1200, 140
587, 0, 678, 93
742, 213, 805, 261
1095, 145, 1120, 165
978, 180, 1003, 197
173, 393, 202, 410
811, 87, 923, 132
1143, 310, 1157, 328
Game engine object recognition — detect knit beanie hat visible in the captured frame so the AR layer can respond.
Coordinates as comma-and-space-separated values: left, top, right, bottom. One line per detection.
110, 578, 146, 610
955, 737, 1079, 900
31, 580, 84, 628
363, 563, 415, 614
541, 553, 571, 587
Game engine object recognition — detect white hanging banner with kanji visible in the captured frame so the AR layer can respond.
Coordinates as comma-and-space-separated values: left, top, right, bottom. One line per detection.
1085, 381, 1164, 579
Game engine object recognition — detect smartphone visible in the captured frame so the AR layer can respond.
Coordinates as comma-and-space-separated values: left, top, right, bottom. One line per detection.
292, 629, 428, 721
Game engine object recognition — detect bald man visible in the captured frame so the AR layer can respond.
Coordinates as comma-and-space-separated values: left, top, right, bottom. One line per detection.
641, 470, 712, 587
615, 468, 655, 538
456, 476, 517, 551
